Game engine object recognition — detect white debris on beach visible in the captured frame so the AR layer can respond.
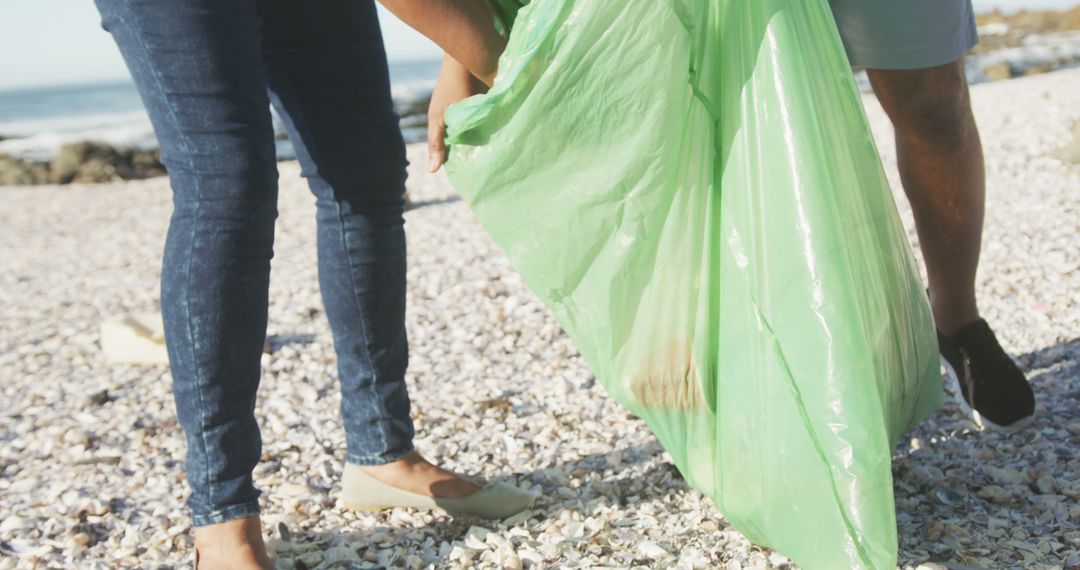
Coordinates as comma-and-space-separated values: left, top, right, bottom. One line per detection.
1, 68, 1078, 569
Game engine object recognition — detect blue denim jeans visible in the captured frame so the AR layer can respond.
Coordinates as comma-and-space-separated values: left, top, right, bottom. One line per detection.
94, 0, 416, 527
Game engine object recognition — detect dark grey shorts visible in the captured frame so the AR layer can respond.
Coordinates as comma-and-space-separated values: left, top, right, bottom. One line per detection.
828, 0, 979, 70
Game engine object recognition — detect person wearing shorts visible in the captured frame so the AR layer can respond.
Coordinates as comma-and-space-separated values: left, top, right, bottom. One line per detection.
828, 0, 1036, 429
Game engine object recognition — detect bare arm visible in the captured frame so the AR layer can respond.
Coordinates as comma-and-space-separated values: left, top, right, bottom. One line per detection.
378, 0, 506, 86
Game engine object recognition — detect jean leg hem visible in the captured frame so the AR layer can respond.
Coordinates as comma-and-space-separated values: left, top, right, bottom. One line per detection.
345, 444, 415, 467
191, 501, 262, 528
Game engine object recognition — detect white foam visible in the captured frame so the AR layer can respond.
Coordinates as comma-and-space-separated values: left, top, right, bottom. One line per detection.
969, 31, 1080, 82
0, 89, 433, 161
0, 109, 156, 161
978, 23, 1011, 36
391, 79, 436, 106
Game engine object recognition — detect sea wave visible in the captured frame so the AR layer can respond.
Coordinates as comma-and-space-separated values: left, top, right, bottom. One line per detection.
0, 110, 156, 161
0, 88, 434, 161
391, 78, 436, 107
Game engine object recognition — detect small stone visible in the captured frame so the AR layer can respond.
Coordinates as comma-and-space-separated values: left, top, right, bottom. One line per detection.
296, 550, 322, 567
322, 545, 360, 564
977, 485, 1010, 503
501, 551, 524, 570
637, 541, 669, 559
464, 533, 489, 551
923, 521, 945, 541
767, 551, 790, 566
519, 548, 545, 566
449, 544, 472, 561
72, 533, 91, 547
0, 517, 29, 533
276, 483, 310, 498
466, 526, 491, 542
88, 389, 112, 406
991, 466, 1025, 485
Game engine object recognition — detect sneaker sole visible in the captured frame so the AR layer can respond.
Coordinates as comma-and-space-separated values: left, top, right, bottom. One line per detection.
940, 356, 1035, 433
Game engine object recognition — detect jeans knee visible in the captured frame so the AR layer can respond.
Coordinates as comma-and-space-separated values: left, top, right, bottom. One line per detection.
310, 170, 406, 227
165, 145, 279, 213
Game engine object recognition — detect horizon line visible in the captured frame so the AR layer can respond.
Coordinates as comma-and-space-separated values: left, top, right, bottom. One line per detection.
0, 55, 445, 94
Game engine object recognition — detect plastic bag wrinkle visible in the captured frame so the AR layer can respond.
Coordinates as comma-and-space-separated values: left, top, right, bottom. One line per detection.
445, 1, 940, 567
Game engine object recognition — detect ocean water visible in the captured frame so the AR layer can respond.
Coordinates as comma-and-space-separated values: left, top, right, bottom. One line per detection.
0, 59, 441, 161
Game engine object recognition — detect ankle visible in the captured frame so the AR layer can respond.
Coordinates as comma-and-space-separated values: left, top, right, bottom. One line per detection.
194, 516, 272, 570
928, 291, 979, 336
359, 451, 423, 475
353, 453, 483, 499
932, 304, 980, 337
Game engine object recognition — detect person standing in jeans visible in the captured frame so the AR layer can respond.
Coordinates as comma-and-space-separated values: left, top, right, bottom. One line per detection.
93, 1, 528, 567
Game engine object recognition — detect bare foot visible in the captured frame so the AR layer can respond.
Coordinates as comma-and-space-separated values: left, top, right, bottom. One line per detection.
360, 451, 483, 499
194, 515, 273, 570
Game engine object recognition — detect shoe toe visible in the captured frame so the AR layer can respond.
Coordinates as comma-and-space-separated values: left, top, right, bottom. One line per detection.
437, 482, 536, 520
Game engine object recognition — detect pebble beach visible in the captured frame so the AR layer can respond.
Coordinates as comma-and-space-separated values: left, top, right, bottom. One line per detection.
1, 67, 1078, 569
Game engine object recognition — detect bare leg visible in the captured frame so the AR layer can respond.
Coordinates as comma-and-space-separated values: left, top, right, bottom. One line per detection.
867, 59, 984, 335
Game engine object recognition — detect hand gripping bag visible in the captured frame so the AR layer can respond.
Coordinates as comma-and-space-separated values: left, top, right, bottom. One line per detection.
444, 1, 943, 567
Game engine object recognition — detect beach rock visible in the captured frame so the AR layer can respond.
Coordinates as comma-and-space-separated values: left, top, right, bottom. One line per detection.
0, 154, 50, 185
983, 63, 1014, 82
50, 141, 164, 184
50, 142, 122, 183
1024, 64, 1053, 77
129, 147, 165, 176
0, 141, 167, 186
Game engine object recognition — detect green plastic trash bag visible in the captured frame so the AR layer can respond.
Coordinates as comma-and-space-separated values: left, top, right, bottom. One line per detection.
444, 0, 943, 567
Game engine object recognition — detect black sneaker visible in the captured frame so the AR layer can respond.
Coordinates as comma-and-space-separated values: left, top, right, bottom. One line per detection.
937, 318, 1035, 431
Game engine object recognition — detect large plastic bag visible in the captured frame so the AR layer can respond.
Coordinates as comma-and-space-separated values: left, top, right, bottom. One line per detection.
444, 0, 943, 567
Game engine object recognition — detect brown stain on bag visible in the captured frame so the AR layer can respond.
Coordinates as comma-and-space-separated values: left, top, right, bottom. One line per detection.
628, 340, 707, 412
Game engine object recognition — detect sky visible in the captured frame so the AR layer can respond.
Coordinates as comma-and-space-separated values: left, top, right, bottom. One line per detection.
0, 1, 442, 90
0, 0, 1077, 91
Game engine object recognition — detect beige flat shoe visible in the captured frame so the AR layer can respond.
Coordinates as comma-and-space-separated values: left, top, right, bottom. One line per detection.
340, 464, 536, 520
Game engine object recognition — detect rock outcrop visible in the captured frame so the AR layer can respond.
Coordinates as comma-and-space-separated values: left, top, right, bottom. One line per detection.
0, 141, 165, 186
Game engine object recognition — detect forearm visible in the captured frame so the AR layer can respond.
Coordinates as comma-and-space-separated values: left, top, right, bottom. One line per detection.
378, 0, 506, 85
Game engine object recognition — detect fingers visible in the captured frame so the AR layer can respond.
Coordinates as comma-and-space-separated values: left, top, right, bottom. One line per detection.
428, 113, 448, 173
